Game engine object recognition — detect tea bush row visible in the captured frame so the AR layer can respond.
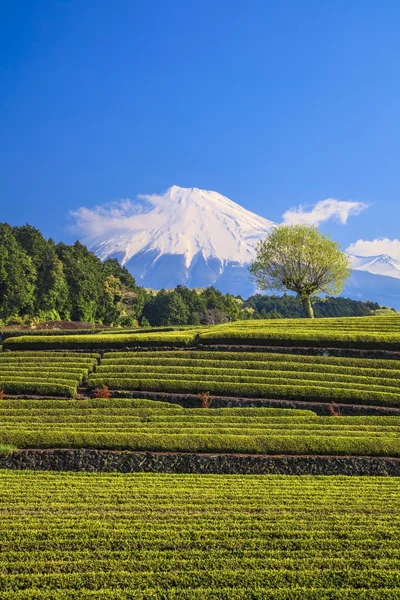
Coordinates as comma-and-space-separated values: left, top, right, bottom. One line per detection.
1, 401, 400, 455
0, 353, 99, 397
4, 314, 400, 349
0, 471, 398, 598
3, 332, 196, 350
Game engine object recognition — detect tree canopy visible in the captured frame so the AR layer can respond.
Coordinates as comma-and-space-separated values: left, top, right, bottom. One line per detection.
0, 222, 385, 327
249, 225, 351, 318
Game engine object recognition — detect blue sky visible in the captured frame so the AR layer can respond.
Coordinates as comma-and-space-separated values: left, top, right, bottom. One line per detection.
1, 0, 400, 257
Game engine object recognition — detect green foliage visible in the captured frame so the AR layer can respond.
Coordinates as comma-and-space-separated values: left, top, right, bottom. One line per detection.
0, 225, 144, 325
0, 381, 76, 397
244, 293, 382, 319
0, 471, 398, 597
0, 352, 98, 397
0, 222, 390, 327
88, 376, 400, 407
13, 225, 70, 318
198, 314, 400, 349
0, 224, 36, 319
4, 331, 196, 350
86, 346, 400, 407
1, 400, 400, 454
5, 313, 400, 351
249, 225, 351, 317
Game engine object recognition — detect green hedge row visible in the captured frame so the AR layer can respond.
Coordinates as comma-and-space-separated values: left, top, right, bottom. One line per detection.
0, 366, 89, 374
0, 351, 99, 357
3, 332, 195, 350
86, 376, 400, 407
6, 322, 400, 350
0, 376, 81, 386
1, 329, 102, 340
0, 358, 97, 370
209, 315, 400, 327
0, 382, 76, 397
89, 372, 400, 395
0, 371, 86, 383
2, 430, 400, 455
95, 364, 400, 389
99, 358, 400, 380
104, 350, 400, 370
1, 399, 400, 454
198, 330, 400, 349
0, 399, 314, 416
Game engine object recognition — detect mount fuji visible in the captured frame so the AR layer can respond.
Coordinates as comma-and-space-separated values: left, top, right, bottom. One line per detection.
83, 185, 400, 307
88, 185, 276, 297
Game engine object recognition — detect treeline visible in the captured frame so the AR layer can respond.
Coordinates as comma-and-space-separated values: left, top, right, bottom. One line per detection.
244, 294, 384, 319
0, 223, 388, 327
0, 223, 143, 325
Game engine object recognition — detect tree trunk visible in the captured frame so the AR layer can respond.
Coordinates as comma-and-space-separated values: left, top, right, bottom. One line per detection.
301, 296, 314, 319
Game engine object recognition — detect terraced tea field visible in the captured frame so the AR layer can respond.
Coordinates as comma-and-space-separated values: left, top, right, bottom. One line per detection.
0, 315, 400, 596
4, 314, 400, 350
1, 400, 400, 455
0, 352, 98, 397
0, 471, 399, 599
197, 314, 400, 348
89, 350, 400, 407
3, 330, 196, 350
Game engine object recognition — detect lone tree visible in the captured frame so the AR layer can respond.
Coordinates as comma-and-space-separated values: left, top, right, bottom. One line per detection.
249, 225, 351, 318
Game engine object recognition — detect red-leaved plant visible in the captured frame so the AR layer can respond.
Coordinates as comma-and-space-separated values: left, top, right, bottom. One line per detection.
93, 385, 111, 399
198, 391, 213, 409
0, 390, 5, 400
328, 402, 341, 417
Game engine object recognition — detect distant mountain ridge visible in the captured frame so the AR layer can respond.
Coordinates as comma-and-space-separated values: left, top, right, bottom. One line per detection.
85, 186, 400, 307
347, 253, 400, 279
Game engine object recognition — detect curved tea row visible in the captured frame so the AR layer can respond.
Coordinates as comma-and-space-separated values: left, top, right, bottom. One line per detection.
89, 351, 400, 407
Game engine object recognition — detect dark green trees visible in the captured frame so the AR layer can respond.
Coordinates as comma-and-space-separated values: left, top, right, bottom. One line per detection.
0, 224, 36, 319
0, 225, 144, 325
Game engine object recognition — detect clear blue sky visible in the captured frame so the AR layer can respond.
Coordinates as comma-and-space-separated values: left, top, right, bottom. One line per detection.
1, 0, 400, 254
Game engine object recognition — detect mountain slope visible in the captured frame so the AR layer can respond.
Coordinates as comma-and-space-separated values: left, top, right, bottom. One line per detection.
347, 253, 400, 279
343, 270, 400, 309
87, 186, 275, 294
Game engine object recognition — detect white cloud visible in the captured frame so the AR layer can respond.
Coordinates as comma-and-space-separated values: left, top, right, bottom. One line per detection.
282, 199, 368, 226
69, 196, 163, 241
346, 238, 400, 260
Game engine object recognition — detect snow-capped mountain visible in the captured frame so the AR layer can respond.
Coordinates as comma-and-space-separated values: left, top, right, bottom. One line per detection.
347, 253, 400, 280
88, 185, 276, 295
84, 185, 400, 306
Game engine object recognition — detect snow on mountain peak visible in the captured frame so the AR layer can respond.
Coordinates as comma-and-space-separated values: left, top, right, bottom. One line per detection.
347, 253, 400, 279
86, 186, 276, 268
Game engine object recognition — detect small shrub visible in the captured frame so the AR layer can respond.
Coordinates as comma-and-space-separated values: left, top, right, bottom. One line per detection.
93, 384, 111, 399
328, 402, 341, 417
198, 391, 213, 408
0, 390, 5, 400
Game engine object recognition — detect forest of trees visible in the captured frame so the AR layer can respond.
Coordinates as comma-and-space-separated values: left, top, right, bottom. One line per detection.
0, 223, 389, 328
